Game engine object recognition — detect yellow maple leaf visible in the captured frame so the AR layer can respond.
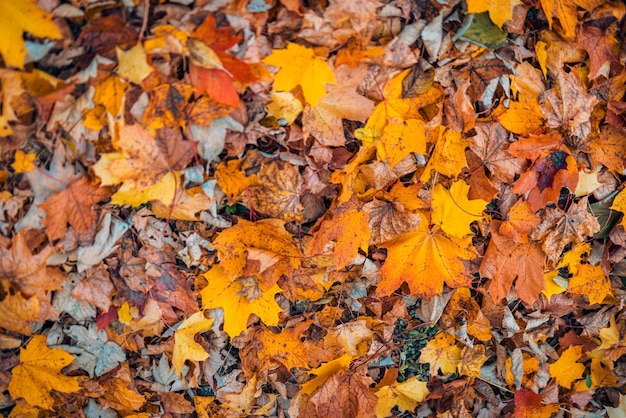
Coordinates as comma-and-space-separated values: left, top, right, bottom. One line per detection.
611, 188, 626, 229
93, 75, 128, 118
377, 224, 475, 297
541, 0, 604, 39
420, 128, 468, 182
300, 354, 353, 396
262, 43, 335, 106
498, 101, 544, 135
375, 376, 429, 418
376, 118, 427, 168
200, 265, 283, 337
568, 264, 613, 305
0, 288, 39, 335
8, 335, 81, 409
173, 311, 214, 376
431, 180, 487, 238
419, 332, 462, 376
11, 150, 36, 173
573, 358, 616, 391
549, 345, 585, 388
457, 344, 489, 378
116, 43, 154, 85
0, 0, 62, 69
466, 0, 522, 28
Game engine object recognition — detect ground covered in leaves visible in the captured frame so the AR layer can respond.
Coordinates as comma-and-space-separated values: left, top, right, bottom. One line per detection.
1, 0, 626, 416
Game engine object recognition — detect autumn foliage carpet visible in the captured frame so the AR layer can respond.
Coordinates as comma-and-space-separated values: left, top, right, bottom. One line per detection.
1, 0, 626, 416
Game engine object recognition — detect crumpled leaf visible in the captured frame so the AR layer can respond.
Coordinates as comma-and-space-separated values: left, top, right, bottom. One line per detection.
8, 335, 81, 409
77, 213, 129, 273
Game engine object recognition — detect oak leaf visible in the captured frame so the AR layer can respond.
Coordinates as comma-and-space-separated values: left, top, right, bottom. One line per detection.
39, 176, 110, 242
375, 376, 429, 418
308, 199, 370, 270
418, 332, 462, 376
262, 43, 335, 106
431, 180, 487, 238
549, 345, 585, 388
200, 265, 283, 337
479, 225, 545, 305
172, 311, 214, 376
377, 224, 475, 297
0, 0, 62, 69
8, 335, 81, 409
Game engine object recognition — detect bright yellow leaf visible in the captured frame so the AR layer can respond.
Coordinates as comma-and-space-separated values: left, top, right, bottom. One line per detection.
266, 91, 303, 125
200, 265, 283, 337
542, 270, 567, 299
549, 345, 585, 388
573, 358, 616, 391
568, 264, 613, 305
498, 101, 544, 135
116, 43, 154, 85
420, 128, 468, 182
0, 0, 62, 69
118, 302, 134, 324
431, 180, 487, 238
457, 344, 489, 378
93, 75, 128, 118
11, 150, 36, 173
300, 354, 353, 395
466, 0, 522, 28
375, 376, 429, 418
377, 224, 475, 297
262, 43, 335, 106
611, 188, 626, 229
8, 335, 81, 409
110, 171, 178, 207
172, 311, 214, 376
599, 315, 620, 350
418, 332, 462, 376
377, 118, 427, 168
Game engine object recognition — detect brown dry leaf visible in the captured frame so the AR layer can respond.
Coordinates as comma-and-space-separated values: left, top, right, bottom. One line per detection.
479, 224, 545, 305
299, 368, 378, 418
577, 26, 622, 80
39, 176, 110, 242
468, 122, 527, 184
363, 196, 422, 245
100, 362, 146, 413
248, 159, 304, 223
541, 0, 604, 39
308, 198, 370, 270
531, 197, 600, 266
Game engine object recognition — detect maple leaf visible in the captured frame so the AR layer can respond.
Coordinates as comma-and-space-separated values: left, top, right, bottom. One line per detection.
375, 376, 429, 418
541, 0, 604, 39
116, 43, 154, 85
549, 345, 585, 388
466, 0, 522, 28
363, 188, 423, 245
420, 128, 469, 182
514, 388, 560, 418
0, 0, 62, 69
212, 219, 301, 282
0, 285, 39, 334
457, 344, 489, 378
200, 265, 283, 337
530, 197, 600, 266
11, 150, 36, 173
498, 101, 544, 136
38, 176, 110, 242
8, 335, 81, 409
99, 362, 146, 413
576, 26, 622, 80
172, 311, 214, 376
443, 288, 492, 341
431, 180, 487, 238
93, 75, 128, 118
308, 199, 371, 270
93, 124, 193, 193
376, 118, 427, 168
262, 43, 336, 106
568, 264, 613, 305
377, 224, 475, 297
143, 82, 194, 131
479, 225, 546, 305
499, 199, 541, 244
418, 332, 462, 376
469, 122, 527, 184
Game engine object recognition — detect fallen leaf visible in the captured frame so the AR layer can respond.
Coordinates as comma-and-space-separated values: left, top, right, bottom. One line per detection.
549, 345, 585, 388
262, 43, 336, 106
466, 0, 522, 28
568, 264, 613, 305
431, 180, 488, 238
0, 286, 39, 335
0, 0, 62, 69
172, 311, 214, 376
116, 43, 154, 85
8, 335, 81, 409
514, 388, 560, 418
457, 344, 489, 378
375, 376, 429, 418
418, 332, 462, 376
